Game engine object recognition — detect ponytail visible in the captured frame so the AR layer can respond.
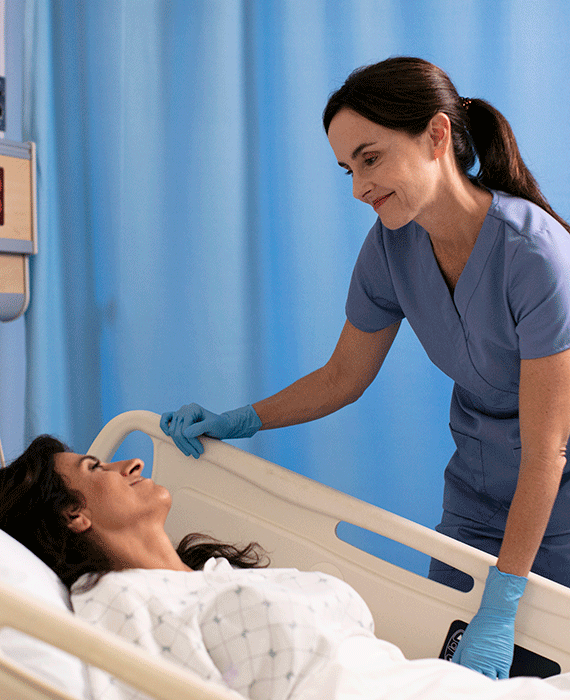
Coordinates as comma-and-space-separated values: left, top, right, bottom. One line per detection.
466, 99, 570, 234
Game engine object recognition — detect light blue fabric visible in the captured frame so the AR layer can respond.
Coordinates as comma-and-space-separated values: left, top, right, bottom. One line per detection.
6, 0, 570, 578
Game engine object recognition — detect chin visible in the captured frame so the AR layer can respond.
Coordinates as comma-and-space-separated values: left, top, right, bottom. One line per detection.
154, 483, 173, 508
379, 213, 414, 231
376, 199, 415, 231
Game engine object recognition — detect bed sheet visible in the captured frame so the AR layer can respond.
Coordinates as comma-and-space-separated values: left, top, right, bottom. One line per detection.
70, 558, 570, 700
302, 636, 570, 699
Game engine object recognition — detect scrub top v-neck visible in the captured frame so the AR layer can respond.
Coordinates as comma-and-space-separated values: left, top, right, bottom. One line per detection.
346, 190, 570, 535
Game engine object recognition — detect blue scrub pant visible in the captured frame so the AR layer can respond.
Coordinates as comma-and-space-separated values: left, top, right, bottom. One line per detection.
428, 511, 570, 591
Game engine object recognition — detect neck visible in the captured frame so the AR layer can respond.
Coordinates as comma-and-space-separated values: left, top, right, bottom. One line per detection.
93, 526, 192, 572
416, 172, 493, 249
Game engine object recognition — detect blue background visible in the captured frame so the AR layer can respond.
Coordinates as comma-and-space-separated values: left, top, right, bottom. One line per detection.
1, 0, 569, 575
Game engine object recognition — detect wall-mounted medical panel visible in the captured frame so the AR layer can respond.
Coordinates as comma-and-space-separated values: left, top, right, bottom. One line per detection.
0, 140, 37, 322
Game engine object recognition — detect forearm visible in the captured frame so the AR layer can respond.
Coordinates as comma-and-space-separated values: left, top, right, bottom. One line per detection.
497, 455, 566, 577
500, 351, 570, 576
253, 319, 400, 430
253, 365, 360, 430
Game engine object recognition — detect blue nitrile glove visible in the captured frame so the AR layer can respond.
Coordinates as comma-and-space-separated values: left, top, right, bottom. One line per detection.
452, 565, 527, 679
160, 403, 262, 458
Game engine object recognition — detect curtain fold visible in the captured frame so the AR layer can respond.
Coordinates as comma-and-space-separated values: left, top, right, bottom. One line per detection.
20, 0, 570, 556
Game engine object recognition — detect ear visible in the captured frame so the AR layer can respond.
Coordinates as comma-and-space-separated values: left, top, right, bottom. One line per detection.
64, 509, 92, 534
427, 112, 451, 159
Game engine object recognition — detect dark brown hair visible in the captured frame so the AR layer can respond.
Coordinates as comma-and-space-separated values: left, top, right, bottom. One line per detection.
323, 56, 570, 234
0, 436, 268, 591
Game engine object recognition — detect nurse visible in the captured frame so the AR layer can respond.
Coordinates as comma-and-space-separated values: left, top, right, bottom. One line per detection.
161, 57, 570, 679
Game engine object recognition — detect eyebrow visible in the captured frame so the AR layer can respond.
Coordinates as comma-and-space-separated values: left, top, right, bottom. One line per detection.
337, 141, 377, 169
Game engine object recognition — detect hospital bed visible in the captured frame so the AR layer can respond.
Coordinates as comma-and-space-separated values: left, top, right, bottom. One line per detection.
1, 409, 570, 700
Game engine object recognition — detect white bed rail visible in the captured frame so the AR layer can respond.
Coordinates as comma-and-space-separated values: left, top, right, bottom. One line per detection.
89, 410, 570, 673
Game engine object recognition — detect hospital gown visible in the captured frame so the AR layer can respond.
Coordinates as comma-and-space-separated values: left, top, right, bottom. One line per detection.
71, 556, 376, 700
71, 558, 570, 700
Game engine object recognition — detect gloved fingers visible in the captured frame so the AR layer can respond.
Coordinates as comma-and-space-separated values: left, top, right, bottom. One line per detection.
189, 436, 205, 458
184, 414, 230, 440
170, 417, 204, 458
170, 433, 191, 457
175, 434, 204, 459
452, 654, 496, 679
168, 414, 203, 458
160, 412, 174, 434
170, 412, 194, 444
182, 419, 212, 441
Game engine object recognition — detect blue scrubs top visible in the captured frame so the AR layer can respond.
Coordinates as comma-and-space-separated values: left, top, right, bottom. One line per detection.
346, 190, 570, 535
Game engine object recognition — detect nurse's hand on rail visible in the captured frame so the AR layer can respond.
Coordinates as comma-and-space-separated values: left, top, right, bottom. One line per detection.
451, 565, 527, 679
160, 404, 262, 458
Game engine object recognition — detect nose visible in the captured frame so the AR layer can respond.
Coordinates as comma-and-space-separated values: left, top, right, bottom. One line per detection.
352, 172, 372, 203
106, 458, 144, 476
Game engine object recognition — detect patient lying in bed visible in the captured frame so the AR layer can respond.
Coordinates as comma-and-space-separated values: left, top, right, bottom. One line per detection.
2, 436, 570, 700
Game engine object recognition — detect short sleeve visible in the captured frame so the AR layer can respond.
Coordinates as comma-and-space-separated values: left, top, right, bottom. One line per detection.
510, 228, 570, 359
345, 220, 405, 332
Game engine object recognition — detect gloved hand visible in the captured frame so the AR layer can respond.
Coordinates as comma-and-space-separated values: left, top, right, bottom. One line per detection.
160, 403, 262, 458
452, 565, 527, 679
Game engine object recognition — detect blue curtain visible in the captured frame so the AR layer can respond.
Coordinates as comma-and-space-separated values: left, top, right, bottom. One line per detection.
17, 0, 570, 566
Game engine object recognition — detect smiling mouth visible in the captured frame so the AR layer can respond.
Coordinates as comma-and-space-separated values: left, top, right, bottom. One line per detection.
373, 193, 394, 209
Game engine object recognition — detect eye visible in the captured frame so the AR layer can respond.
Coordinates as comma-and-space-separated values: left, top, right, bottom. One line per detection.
89, 459, 102, 471
363, 155, 377, 166
343, 169, 353, 177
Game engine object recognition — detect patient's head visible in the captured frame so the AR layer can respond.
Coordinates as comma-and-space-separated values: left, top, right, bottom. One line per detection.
0, 436, 268, 589
0, 436, 114, 587
53, 451, 171, 538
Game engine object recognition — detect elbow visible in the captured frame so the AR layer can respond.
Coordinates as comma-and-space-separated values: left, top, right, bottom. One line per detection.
322, 363, 367, 409
344, 384, 367, 405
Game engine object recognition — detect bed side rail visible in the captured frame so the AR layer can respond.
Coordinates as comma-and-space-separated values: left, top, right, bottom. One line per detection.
89, 410, 570, 672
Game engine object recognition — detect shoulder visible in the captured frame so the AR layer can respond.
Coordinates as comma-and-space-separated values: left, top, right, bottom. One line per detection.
355, 217, 419, 273
489, 191, 570, 247
71, 569, 194, 607
71, 570, 146, 612
487, 191, 570, 276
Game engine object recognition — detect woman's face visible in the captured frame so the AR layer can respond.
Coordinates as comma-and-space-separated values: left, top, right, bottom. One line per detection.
327, 108, 443, 230
54, 452, 172, 535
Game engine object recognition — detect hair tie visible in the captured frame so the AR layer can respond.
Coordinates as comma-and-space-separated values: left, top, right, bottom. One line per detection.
461, 97, 472, 110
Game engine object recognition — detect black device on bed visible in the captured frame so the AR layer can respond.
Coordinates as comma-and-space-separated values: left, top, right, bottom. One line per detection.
439, 620, 561, 678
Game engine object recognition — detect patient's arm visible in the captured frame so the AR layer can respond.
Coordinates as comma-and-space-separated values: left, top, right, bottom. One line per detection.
254, 319, 400, 429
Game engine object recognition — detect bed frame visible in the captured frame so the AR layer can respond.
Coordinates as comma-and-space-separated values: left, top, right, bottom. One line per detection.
1, 409, 570, 700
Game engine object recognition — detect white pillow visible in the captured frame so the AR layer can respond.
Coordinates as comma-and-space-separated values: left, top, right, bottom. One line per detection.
0, 528, 90, 698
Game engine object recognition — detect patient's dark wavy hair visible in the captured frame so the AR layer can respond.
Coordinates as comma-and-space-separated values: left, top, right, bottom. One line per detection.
0, 435, 269, 591
323, 56, 570, 234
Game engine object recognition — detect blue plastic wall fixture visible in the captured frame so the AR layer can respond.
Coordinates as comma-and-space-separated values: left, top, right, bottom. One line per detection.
0, 139, 36, 322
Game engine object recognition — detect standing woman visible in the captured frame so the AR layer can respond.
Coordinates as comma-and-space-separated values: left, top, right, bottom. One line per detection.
162, 57, 570, 679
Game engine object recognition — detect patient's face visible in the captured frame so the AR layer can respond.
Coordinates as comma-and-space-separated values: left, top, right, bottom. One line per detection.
54, 452, 172, 534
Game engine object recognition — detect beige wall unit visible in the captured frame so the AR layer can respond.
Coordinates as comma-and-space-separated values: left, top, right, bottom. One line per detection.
0, 140, 37, 322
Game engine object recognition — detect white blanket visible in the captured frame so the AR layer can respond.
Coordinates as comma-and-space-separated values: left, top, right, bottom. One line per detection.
71, 558, 570, 700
